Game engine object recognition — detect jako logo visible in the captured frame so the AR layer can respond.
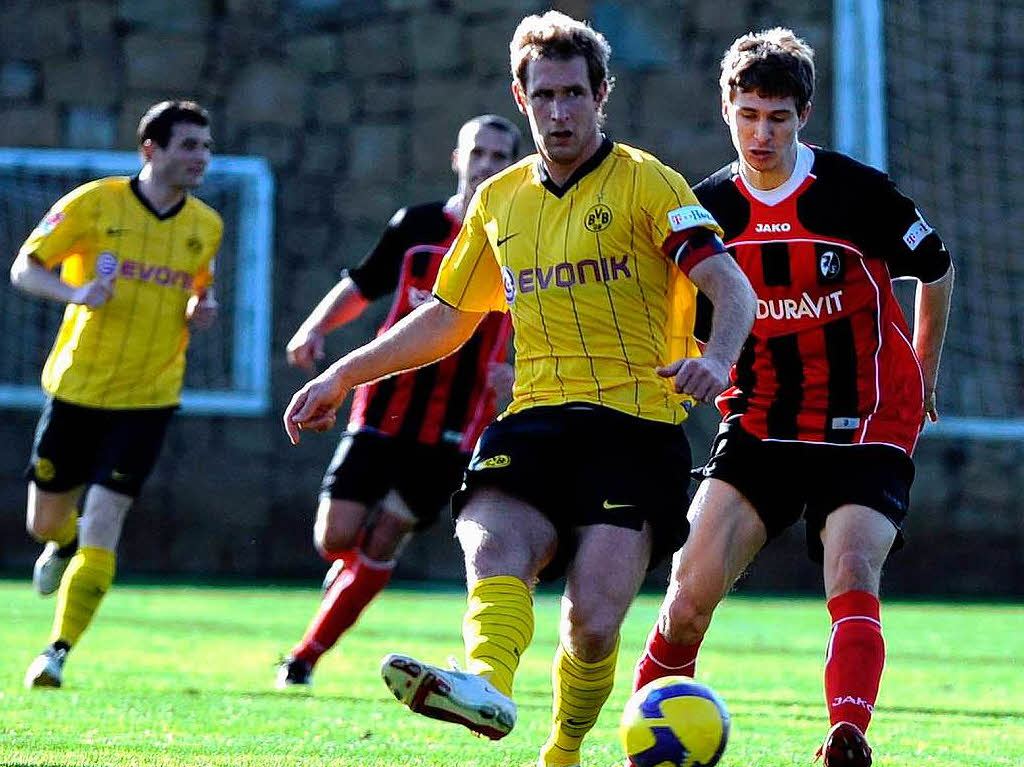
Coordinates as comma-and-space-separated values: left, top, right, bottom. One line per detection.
515, 255, 631, 294
755, 222, 792, 233
831, 696, 874, 713
757, 290, 844, 320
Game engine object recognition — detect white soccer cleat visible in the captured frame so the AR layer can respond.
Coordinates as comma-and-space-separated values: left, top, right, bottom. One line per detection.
24, 646, 67, 689
33, 542, 73, 596
380, 653, 516, 740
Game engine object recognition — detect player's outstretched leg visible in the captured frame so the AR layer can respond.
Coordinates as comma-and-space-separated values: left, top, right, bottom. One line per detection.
26, 545, 116, 689
816, 590, 883, 766
380, 574, 533, 739
276, 553, 394, 689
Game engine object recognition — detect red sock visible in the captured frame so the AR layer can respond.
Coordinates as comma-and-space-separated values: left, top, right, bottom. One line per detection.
292, 554, 394, 665
824, 590, 885, 733
633, 623, 703, 691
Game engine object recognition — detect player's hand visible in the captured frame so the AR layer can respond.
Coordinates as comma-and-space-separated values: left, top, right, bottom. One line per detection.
284, 368, 351, 444
923, 390, 939, 427
657, 355, 731, 403
186, 292, 218, 330
286, 326, 325, 372
71, 273, 115, 308
486, 362, 515, 401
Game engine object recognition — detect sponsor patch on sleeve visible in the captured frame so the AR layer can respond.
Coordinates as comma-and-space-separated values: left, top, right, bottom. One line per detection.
667, 205, 717, 232
37, 211, 65, 236
902, 212, 934, 250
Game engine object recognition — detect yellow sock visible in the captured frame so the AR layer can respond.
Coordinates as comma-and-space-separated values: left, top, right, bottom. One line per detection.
462, 575, 534, 697
51, 509, 78, 548
539, 637, 620, 767
49, 546, 116, 647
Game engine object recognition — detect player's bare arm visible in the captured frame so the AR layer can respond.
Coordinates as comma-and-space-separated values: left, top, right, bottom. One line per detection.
286, 276, 371, 371
10, 251, 114, 309
284, 298, 485, 443
913, 262, 955, 423
659, 252, 755, 402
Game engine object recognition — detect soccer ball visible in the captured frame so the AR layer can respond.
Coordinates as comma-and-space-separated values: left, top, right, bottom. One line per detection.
619, 676, 730, 767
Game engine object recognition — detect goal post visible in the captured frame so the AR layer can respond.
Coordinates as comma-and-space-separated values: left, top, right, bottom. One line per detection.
834, 0, 1024, 441
0, 148, 273, 416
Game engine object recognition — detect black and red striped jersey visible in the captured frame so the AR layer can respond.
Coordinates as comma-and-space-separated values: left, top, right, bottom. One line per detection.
694, 145, 951, 454
346, 203, 511, 451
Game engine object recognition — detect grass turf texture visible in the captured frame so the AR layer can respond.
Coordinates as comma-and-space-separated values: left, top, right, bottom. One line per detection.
1, 580, 1021, 766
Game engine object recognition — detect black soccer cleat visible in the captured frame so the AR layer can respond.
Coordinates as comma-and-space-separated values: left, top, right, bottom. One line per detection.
275, 655, 313, 689
816, 721, 872, 767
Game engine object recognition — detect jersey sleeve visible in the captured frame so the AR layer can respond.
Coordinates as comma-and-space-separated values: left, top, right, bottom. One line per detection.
19, 184, 96, 270
641, 159, 725, 275
347, 207, 414, 300
433, 192, 506, 314
864, 171, 951, 282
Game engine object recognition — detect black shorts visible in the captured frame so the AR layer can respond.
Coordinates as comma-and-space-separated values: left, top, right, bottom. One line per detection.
695, 423, 915, 563
321, 429, 468, 530
25, 397, 176, 497
453, 404, 693, 580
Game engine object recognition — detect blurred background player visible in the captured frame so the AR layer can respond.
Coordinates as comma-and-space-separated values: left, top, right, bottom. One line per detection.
284, 12, 754, 766
630, 29, 954, 767
13, 100, 222, 688
275, 114, 520, 688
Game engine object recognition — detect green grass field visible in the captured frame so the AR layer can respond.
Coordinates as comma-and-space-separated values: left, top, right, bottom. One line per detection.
1, 580, 1021, 767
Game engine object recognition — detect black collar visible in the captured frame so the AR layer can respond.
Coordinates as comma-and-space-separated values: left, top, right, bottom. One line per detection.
536, 136, 614, 199
130, 176, 187, 220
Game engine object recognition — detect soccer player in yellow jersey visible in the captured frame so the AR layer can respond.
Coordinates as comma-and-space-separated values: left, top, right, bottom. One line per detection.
12, 101, 222, 689
285, 12, 755, 765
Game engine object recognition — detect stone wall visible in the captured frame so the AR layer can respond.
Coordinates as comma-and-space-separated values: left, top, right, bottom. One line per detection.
0, 0, 1019, 595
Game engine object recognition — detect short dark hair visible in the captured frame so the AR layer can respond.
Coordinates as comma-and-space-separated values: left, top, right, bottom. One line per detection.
461, 114, 523, 157
720, 28, 815, 114
137, 100, 210, 148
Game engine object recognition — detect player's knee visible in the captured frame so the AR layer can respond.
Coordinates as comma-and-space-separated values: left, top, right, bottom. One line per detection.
314, 526, 356, 560
830, 551, 880, 594
563, 604, 620, 661
313, 503, 363, 557
362, 515, 412, 561
460, 531, 505, 575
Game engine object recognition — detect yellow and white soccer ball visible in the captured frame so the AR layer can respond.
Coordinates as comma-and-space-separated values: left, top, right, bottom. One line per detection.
619, 676, 730, 767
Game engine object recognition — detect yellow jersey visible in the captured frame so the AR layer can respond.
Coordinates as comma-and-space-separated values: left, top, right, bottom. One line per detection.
434, 139, 722, 424
19, 176, 222, 408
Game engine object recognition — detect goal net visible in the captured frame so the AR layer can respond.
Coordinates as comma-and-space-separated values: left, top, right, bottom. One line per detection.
0, 149, 273, 416
837, 0, 1024, 439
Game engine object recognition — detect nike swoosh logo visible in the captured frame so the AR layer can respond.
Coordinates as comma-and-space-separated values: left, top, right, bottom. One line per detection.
106, 228, 128, 235
496, 233, 518, 247
602, 500, 635, 509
